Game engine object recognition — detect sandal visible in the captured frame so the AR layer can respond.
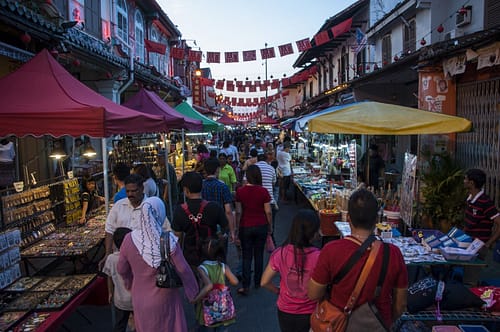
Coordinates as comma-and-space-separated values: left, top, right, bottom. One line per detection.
237, 287, 249, 296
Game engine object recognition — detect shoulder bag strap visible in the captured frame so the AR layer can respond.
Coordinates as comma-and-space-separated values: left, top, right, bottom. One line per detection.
344, 240, 381, 313
373, 243, 389, 298
181, 203, 192, 218
159, 232, 166, 262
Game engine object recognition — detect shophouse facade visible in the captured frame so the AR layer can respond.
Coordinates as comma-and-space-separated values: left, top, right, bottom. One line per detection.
0, 0, 196, 181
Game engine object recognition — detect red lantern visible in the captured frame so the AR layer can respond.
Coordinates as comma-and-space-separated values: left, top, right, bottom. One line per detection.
420, 38, 427, 46
437, 24, 444, 33
458, 6, 468, 15
383, 60, 388, 66
374, 64, 379, 70
20, 32, 31, 45
366, 65, 370, 70
72, 59, 80, 67
106, 72, 112, 79
393, 55, 399, 61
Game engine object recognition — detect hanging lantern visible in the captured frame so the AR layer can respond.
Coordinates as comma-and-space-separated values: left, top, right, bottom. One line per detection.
374, 64, 379, 70
106, 72, 113, 79
72, 59, 80, 67
420, 38, 427, 46
383, 60, 388, 66
458, 6, 468, 15
366, 65, 370, 70
437, 24, 444, 33
50, 48, 59, 58
393, 55, 399, 62
20, 32, 31, 45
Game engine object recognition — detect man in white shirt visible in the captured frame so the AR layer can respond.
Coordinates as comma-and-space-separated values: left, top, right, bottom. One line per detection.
101, 173, 147, 269
277, 141, 292, 202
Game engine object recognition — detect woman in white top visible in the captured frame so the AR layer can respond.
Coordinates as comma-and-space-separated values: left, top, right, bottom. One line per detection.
133, 164, 158, 197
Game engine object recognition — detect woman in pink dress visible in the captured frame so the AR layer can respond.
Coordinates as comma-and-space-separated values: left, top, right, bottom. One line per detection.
118, 196, 198, 332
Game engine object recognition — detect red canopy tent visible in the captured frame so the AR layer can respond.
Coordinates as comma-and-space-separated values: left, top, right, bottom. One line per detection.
0, 49, 168, 137
258, 117, 278, 125
123, 88, 203, 132
217, 114, 240, 126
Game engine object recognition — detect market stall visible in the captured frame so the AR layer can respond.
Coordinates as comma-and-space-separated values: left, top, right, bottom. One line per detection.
0, 49, 171, 329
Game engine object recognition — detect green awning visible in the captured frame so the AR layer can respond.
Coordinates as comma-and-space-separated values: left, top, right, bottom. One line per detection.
174, 101, 224, 132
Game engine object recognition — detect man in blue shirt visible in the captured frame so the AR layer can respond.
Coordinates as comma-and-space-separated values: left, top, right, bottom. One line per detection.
112, 163, 130, 203
201, 159, 235, 242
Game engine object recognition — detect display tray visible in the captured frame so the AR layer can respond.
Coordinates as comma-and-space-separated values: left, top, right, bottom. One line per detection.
35, 289, 79, 310
59, 274, 96, 291
4, 277, 44, 292
3, 291, 50, 311
0, 310, 29, 331
30, 277, 68, 292
21, 238, 102, 257
12, 312, 50, 332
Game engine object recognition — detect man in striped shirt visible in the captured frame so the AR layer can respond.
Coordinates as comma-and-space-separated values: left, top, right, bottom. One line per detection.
463, 168, 500, 248
255, 152, 278, 238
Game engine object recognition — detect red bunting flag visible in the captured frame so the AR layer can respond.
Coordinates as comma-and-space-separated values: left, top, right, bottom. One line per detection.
231, 97, 237, 105
246, 98, 252, 105
331, 17, 353, 38
253, 98, 259, 103
249, 85, 256, 92
308, 66, 318, 75
254, 80, 261, 87
226, 81, 234, 91
271, 79, 280, 89
225, 51, 239, 63
243, 50, 257, 62
236, 80, 243, 87
296, 38, 312, 52
260, 47, 276, 60
278, 43, 294, 57
144, 39, 167, 54
281, 78, 291, 87
206, 52, 221, 63
188, 50, 202, 62
314, 30, 330, 46
282, 90, 290, 96
216, 80, 224, 89
245, 80, 252, 87
237, 86, 246, 92
171, 47, 185, 59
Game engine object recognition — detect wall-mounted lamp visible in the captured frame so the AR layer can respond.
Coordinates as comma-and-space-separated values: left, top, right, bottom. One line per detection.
83, 145, 97, 158
195, 69, 202, 77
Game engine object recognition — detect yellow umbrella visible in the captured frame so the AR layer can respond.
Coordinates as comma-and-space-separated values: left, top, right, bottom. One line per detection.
308, 101, 472, 135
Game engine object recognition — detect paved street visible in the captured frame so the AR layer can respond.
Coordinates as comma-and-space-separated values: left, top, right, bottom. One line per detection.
56, 196, 309, 332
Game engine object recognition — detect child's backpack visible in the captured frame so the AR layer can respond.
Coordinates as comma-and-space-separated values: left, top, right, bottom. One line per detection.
201, 265, 235, 326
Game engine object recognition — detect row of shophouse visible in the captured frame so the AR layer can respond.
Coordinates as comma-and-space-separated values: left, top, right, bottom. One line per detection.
1, 0, 500, 204
279, 0, 500, 206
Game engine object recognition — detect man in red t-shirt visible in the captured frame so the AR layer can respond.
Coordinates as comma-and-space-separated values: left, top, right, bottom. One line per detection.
308, 189, 408, 329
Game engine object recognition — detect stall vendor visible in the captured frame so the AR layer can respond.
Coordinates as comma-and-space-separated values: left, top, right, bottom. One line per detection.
463, 168, 500, 249
79, 175, 104, 224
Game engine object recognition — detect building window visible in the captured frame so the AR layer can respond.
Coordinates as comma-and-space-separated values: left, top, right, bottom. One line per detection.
356, 49, 366, 76
150, 27, 159, 69
84, 0, 101, 37
309, 81, 313, 98
382, 34, 391, 66
328, 59, 334, 88
135, 11, 144, 62
403, 18, 416, 53
116, 0, 128, 46
323, 66, 327, 91
340, 46, 349, 83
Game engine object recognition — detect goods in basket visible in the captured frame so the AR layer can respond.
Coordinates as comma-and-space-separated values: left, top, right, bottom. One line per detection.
0, 311, 27, 331
4, 277, 43, 292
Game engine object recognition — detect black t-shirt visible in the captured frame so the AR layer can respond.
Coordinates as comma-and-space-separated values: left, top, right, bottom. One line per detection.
171, 198, 228, 266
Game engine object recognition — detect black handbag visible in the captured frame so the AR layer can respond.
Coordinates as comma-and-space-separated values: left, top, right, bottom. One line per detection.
156, 231, 183, 288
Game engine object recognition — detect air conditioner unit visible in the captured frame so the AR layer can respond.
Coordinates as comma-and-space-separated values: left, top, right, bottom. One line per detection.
456, 7, 472, 27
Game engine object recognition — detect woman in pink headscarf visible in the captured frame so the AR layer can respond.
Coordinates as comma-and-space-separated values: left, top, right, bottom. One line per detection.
118, 197, 199, 332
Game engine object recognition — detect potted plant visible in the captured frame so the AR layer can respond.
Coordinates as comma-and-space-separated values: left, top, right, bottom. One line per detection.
419, 151, 466, 232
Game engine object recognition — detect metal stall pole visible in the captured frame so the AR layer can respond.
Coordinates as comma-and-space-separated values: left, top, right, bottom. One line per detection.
102, 138, 109, 215
164, 135, 173, 220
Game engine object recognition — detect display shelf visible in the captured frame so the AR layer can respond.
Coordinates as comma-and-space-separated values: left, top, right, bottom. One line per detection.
400, 310, 499, 322
0, 228, 22, 290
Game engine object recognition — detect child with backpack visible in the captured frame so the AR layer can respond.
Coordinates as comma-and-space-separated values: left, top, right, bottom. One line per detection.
191, 238, 239, 331
102, 227, 134, 332
260, 209, 320, 332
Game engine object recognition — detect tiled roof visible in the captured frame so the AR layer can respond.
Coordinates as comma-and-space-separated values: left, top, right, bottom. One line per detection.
0, 0, 63, 33
64, 28, 128, 67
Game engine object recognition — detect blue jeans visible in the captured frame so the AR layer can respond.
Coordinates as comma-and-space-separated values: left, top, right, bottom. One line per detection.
239, 225, 267, 289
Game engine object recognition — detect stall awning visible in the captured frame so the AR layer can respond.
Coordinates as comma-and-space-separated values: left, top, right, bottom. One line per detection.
0, 49, 168, 137
308, 101, 472, 135
174, 102, 224, 132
